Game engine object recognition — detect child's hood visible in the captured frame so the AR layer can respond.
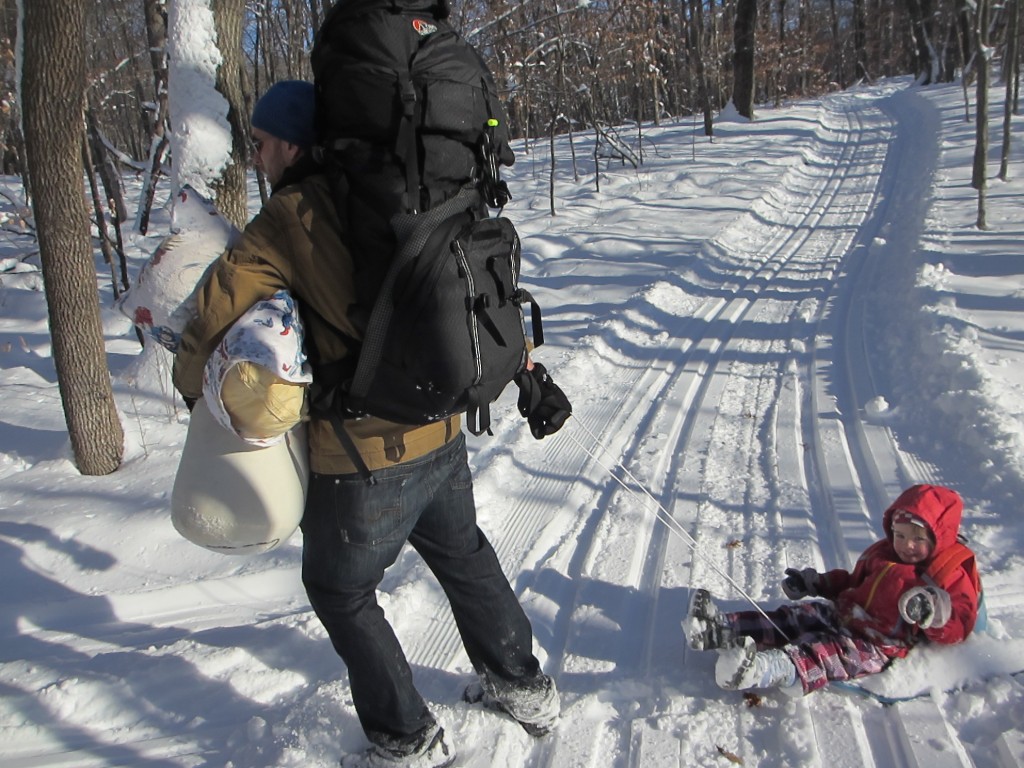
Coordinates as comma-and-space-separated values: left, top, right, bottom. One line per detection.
882, 484, 963, 554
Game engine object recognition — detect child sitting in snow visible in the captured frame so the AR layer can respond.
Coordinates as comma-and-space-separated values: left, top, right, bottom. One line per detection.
685, 484, 981, 696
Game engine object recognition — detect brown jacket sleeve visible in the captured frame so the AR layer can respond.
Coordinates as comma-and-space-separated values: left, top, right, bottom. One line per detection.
171, 174, 458, 475
172, 201, 293, 398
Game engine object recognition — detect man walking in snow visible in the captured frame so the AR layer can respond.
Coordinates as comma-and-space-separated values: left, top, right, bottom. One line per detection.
172, 80, 560, 767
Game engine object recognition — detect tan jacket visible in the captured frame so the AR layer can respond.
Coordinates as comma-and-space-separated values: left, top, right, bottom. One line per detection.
172, 171, 459, 474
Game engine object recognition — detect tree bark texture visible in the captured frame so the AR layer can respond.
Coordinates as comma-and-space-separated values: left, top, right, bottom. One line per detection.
972, 0, 989, 228
689, 0, 715, 137
852, 0, 868, 81
22, 0, 124, 475
732, 0, 757, 119
137, 0, 171, 235
1000, 0, 1019, 180
212, 0, 251, 229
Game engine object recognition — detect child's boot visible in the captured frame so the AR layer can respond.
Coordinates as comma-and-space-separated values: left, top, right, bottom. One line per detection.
683, 588, 733, 651
715, 637, 799, 693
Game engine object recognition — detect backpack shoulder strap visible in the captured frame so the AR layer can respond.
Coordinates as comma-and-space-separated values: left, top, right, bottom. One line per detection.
348, 186, 480, 405
926, 541, 980, 594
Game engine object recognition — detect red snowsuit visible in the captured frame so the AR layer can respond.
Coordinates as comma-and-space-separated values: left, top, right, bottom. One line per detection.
818, 484, 979, 649
726, 484, 980, 693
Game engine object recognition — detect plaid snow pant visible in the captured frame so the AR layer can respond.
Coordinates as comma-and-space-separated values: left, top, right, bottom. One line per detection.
724, 601, 906, 694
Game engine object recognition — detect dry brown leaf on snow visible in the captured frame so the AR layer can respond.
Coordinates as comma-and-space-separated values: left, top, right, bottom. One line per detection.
716, 744, 744, 764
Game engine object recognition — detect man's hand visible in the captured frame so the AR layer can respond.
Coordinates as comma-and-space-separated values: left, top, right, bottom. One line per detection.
514, 363, 572, 439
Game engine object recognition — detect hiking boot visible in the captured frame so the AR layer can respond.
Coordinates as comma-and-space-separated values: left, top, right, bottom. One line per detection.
340, 724, 455, 768
683, 588, 733, 651
715, 637, 798, 692
464, 672, 560, 736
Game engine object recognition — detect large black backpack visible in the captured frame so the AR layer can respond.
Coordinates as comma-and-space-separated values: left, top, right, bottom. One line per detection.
309, 0, 542, 476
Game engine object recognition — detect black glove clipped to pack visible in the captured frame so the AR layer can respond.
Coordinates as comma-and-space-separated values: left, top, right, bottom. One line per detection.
514, 362, 572, 439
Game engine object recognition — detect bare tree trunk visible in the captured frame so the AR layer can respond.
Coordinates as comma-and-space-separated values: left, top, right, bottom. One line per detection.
212, 0, 251, 228
651, 46, 661, 127
732, 0, 757, 118
308, 0, 324, 31
954, 9, 973, 122
251, 8, 270, 206
1015, 6, 1022, 115
690, 0, 715, 137
568, 122, 579, 183
86, 107, 129, 293
972, 0, 990, 229
852, 0, 868, 81
583, 96, 601, 194
909, 0, 939, 84
828, 0, 844, 86
82, 135, 120, 299
548, 118, 557, 217
1000, 0, 1019, 180
138, 0, 170, 235
957, 0, 974, 77
85, 107, 128, 224
708, 0, 726, 109
21, 0, 124, 476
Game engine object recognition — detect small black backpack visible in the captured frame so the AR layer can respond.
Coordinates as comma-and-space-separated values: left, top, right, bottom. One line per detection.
310, 0, 542, 477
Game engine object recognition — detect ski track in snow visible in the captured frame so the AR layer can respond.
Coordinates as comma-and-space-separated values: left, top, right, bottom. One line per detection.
5, 85, 1024, 767
468, 86, 1013, 768
387, 84, 1010, 768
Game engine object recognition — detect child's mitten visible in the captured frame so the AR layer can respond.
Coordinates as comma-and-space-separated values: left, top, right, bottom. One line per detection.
898, 586, 952, 629
781, 567, 820, 599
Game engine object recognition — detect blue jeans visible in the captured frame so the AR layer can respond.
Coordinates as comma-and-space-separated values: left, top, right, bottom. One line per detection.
300, 433, 541, 747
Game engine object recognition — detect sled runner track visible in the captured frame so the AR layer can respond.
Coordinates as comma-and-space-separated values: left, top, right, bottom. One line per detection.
4, 564, 310, 659
360, 87, 891, 766
665, 92, 892, 598
593, 88, 978, 768
796, 91, 984, 768
405, 89, 888, 681
528, 94, 881, 622
2, 724, 239, 768
801, 91, 943, 572
639, 94, 901, 768
516, 92, 910, 767
803, 87, 958, 573
312, 87, 963, 768
823, 93, 949, 499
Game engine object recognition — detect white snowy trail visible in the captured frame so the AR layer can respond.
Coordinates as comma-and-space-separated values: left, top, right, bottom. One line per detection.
7, 85, 1023, 768
457, 87, 994, 767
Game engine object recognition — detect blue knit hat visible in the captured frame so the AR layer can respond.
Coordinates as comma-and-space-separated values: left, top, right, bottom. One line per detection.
251, 81, 316, 150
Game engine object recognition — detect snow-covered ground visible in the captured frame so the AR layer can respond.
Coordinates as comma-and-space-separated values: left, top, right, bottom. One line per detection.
2, 78, 1023, 767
